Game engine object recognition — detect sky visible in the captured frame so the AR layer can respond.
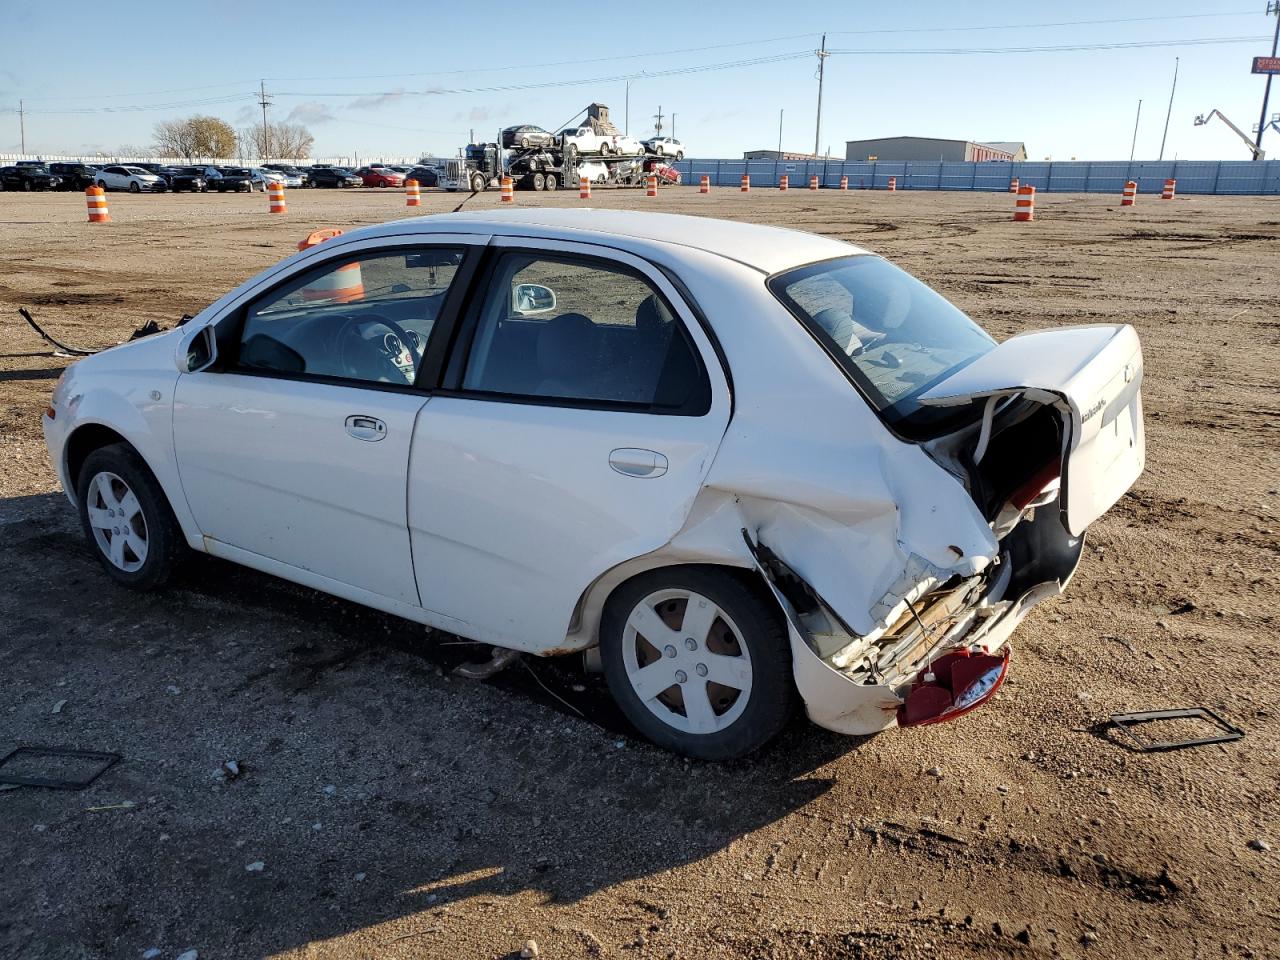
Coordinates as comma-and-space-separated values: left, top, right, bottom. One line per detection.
1, 1, 1278, 163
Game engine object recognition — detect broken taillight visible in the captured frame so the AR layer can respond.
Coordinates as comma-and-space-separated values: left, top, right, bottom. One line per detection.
897, 647, 1010, 728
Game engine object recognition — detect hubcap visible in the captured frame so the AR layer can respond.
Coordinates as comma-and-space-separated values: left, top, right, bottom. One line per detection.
622, 588, 753, 735
85, 471, 148, 572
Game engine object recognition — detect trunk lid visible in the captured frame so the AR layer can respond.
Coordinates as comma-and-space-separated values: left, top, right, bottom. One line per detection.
919, 324, 1144, 535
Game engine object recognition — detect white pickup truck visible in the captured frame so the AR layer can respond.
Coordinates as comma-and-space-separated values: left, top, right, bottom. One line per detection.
559, 126, 643, 158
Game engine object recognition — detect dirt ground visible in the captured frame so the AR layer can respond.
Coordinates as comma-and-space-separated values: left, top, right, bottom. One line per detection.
1, 185, 1277, 960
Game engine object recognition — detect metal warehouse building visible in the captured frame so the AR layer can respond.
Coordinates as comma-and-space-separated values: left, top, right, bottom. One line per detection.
845, 136, 1027, 163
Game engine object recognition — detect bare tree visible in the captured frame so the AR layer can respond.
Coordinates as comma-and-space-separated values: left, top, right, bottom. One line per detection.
239, 121, 315, 161
116, 144, 156, 158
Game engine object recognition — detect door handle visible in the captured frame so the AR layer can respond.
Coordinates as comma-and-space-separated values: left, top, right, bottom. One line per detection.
609, 448, 668, 478
344, 415, 387, 442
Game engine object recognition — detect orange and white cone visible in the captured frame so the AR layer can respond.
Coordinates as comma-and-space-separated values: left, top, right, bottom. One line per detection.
296, 230, 363, 302
500, 176, 514, 203
887, 176, 897, 192
646, 174, 657, 197
1162, 178, 1176, 200
809, 175, 819, 191
86, 186, 109, 224
740, 174, 750, 192
268, 181, 286, 214
779, 174, 789, 191
699, 175, 710, 194
1121, 181, 1137, 206
1010, 177, 1019, 193
1013, 184, 1035, 222
406, 179, 421, 206
839, 175, 848, 190
579, 176, 590, 200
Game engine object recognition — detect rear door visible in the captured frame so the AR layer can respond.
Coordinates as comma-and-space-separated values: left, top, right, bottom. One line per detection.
407, 238, 732, 653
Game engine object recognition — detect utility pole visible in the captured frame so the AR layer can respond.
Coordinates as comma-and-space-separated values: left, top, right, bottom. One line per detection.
1158, 57, 1179, 161
1257, 1, 1280, 160
671, 113, 676, 140
625, 80, 631, 135
1129, 99, 1143, 161
18, 99, 25, 155
814, 33, 829, 158
258, 80, 272, 160
653, 105, 664, 138
777, 108, 784, 154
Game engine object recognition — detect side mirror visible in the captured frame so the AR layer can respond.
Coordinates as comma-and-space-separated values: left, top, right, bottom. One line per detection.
179, 325, 218, 373
511, 283, 557, 316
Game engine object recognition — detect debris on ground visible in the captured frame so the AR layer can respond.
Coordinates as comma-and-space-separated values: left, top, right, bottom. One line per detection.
520, 939, 540, 958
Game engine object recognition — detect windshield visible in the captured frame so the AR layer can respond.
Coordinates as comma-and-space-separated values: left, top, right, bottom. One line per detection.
769, 255, 995, 429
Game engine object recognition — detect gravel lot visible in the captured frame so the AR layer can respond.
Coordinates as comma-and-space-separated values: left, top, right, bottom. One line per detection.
1, 186, 1277, 960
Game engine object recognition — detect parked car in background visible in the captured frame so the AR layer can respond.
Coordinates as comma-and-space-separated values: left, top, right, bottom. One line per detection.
575, 159, 610, 184
643, 137, 685, 159
245, 168, 285, 192
207, 167, 253, 192
502, 125, 556, 150
560, 126, 644, 158
386, 164, 414, 175
48, 162, 98, 190
263, 164, 307, 187
0, 164, 62, 191
355, 165, 405, 188
403, 165, 439, 187
306, 166, 363, 188
42, 209, 1146, 759
158, 166, 207, 193
95, 165, 167, 193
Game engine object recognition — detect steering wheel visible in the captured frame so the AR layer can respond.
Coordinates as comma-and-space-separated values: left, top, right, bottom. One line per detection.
333, 314, 420, 383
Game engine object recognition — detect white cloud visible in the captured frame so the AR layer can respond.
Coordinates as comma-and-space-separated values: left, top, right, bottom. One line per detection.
287, 102, 337, 125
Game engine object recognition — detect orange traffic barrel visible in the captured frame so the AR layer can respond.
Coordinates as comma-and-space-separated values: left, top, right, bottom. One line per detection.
1010, 177, 1019, 193
809, 175, 819, 191
839, 175, 848, 190
406, 179, 421, 206
779, 174, 789, 191
740, 173, 750, 192
268, 181, 286, 214
1162, 178, 1176, 200
85, 186, 109, 223
500, 176, 514, 202
699, 174, 710, 194
887, 176, 896, 192
579, 176, 590, 199
1121, 181, 1137, 206
1013, 184, 1035, 222
297, 229, 363, 302
645, 174, 658, 197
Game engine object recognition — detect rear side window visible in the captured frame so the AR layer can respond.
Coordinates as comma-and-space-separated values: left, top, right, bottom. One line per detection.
461, 253, 709, 414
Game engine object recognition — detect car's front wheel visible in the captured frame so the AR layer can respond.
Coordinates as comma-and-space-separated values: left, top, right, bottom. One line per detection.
128, 181, 140, 193
601, 567, 795, 760
76, 443, 187, 590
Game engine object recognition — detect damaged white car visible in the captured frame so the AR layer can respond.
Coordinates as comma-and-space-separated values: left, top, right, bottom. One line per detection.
43, 210, 1144, 759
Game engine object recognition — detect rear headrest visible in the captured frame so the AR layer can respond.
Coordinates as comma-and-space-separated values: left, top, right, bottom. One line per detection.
537, 312, 595, 377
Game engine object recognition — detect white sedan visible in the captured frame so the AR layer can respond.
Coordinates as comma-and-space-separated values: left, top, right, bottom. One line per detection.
42, 210, 1145, 759
94, 164, 167, 193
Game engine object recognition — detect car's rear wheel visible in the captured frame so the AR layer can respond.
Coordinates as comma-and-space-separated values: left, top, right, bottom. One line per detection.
544, 173, 558, 191
22, 180, 32, 191
600, 567, 795, 760
76, 444, 187, 591
532, 172, 546, 191
520, 136, 530, 149
96, 179, 107, 190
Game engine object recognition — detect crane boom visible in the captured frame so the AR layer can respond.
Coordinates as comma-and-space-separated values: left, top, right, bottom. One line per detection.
1193, 109, 1265, 160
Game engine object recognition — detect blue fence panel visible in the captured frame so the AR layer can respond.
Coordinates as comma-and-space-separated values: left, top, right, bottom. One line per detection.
675, 158, 1279, 193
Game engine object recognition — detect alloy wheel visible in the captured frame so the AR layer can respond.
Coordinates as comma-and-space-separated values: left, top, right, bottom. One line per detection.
85, 471, 148, 573
622, 588, 754, 735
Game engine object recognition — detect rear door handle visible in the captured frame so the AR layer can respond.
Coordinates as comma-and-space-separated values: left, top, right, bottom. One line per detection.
345, 415, 387, 442
609, 448, 668, 478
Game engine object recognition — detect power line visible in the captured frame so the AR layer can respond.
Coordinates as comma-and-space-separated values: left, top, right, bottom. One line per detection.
826, 35, 1270, 55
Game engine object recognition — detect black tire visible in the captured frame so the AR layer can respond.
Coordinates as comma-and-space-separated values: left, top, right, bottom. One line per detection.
96, 179, 107, 190
520, 136, 530, 149
76, 443, 187, 591
129, 181, 140, 193
471, 173, 486, 193
532, 172, 545, 191
600, 567, 796, 760
544, 173, 558, 191
22, 180, 32, 191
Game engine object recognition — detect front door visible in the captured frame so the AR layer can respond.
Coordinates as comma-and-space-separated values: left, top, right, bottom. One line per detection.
408, 239, 732, 652
173, 240, 476, 606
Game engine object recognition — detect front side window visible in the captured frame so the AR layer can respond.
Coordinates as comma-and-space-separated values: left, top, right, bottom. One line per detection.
769, 255, 995, 429
462, 253, 707, 413
237, 247, 465, 386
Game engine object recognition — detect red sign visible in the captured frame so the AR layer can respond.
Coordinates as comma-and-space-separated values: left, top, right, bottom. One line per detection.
1254, 56, 1280, 75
